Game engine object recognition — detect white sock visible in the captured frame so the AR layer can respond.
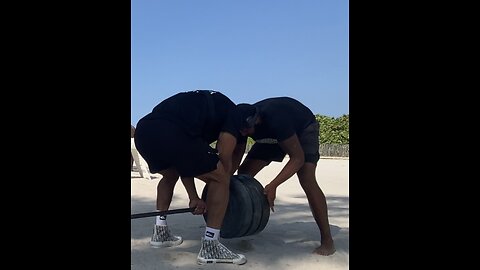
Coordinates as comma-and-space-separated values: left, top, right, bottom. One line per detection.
204, 227, 220, 240
156, 215, 167, 226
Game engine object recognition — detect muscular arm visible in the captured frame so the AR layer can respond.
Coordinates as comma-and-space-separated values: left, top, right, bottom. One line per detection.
216, 131, 238, 175
181, 176, 207, 214
269, 134, 305, 188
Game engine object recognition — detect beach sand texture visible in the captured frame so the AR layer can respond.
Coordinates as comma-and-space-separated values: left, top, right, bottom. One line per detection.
131, 156, 349, 270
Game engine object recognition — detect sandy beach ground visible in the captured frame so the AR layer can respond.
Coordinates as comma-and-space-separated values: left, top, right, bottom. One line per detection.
131, 156, 349, 269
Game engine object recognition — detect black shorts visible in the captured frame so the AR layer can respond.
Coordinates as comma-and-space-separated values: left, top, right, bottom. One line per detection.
134, 118, 219, 177
246, 121, 320, 164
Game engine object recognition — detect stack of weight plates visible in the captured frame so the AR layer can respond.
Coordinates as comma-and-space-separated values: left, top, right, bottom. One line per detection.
201, 174, 270, 238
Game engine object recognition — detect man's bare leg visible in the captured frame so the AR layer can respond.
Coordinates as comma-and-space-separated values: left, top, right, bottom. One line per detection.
196, 161, 230, 229
237, 158, 269, 177
150, 168, 182, 248
196, 161, 247, 265
156, 169, 179, 211
297, 162, 336, 256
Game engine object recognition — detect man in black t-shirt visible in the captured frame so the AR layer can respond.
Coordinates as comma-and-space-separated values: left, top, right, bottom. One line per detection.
134, 90, 249, 265
236, 97, 336, 256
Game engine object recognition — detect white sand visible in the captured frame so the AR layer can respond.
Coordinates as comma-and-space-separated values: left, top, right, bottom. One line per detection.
131, 156, 349, 269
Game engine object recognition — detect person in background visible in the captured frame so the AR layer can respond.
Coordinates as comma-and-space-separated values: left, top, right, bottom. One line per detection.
131, 125, 135, 170
235, 97, 336, 256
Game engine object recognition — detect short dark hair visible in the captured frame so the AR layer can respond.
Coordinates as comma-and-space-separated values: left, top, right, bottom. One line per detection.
236, 104, 258, 129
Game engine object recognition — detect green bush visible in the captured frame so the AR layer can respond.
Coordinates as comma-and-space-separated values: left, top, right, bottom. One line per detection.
316, 114, 349, 144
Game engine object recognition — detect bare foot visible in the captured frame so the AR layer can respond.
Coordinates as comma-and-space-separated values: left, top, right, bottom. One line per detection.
313, 242, 336, 256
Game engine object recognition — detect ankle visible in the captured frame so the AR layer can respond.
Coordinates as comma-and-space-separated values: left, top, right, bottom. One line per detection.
321, 238, 334, 245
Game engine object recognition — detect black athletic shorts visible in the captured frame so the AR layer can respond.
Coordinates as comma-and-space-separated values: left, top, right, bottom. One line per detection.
134, 118, 219, 177
246, 121, 320, 164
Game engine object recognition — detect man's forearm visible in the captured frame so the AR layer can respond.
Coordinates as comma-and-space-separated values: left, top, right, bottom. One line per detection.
231, 143, 246, 175
272, 134, 305, 187
181, 177, 200, 200
270, 157, 304, 188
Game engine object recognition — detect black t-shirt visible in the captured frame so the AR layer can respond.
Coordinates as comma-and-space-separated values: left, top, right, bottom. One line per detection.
143, 90, 246, 144
251, 97, 317, 142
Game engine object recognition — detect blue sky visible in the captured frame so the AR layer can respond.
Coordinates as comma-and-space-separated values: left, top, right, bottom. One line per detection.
131, 0, 349, 126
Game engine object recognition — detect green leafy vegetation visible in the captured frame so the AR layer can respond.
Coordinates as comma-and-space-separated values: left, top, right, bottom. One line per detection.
316, 114, 349, 144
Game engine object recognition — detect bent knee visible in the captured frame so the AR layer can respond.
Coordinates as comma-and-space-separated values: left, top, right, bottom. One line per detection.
238, 159, 270, 176
159, 169, 180, 183
210, 167, 230, 184
199, 162, 230, 184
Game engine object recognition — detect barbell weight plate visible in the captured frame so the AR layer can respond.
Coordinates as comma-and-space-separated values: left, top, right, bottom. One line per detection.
238, 174, 270, 233
236, 174, 263, 236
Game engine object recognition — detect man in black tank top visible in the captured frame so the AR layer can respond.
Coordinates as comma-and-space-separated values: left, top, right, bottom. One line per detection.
235, 97, 336, 256
134, 90, 249, 265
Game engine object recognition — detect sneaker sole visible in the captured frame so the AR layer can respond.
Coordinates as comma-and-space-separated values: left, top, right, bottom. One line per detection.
150, 239, 183, 248
197, 256, 247, 265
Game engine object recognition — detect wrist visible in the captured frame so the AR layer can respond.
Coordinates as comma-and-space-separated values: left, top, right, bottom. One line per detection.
268, 181, 279, 189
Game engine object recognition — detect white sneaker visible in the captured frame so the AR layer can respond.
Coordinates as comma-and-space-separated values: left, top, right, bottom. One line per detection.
150, 225, 183, 248
197, 237, 247, 265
